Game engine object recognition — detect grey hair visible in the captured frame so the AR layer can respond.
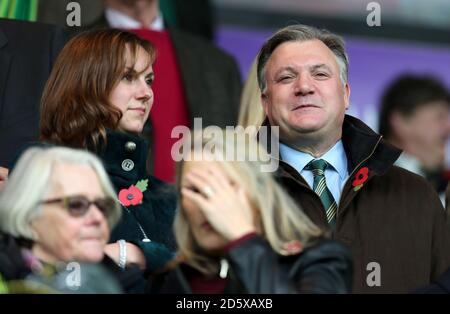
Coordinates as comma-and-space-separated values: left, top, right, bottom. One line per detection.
0, 146, 121, 240
257, 24, 349, 92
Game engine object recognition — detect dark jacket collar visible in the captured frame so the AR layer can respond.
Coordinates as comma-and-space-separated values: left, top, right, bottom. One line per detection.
97, 130, 149, 185
260, 114, 401, 176
341, 115, 401, 175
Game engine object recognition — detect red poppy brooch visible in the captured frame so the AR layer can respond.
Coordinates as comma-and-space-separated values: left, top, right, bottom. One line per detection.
352, 167, 369, 191
118, 179, 148, 206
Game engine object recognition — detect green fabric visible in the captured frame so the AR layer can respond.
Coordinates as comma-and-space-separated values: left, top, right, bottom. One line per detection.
305, 159, 337, 227
159, 0, 178, 28
28, 0, 38, 21
0, 1, 9, 18
0, 274, 9, 294
0, 0, 38, 21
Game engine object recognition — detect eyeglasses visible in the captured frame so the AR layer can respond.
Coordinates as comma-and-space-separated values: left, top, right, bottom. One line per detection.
39, 195, 116, 217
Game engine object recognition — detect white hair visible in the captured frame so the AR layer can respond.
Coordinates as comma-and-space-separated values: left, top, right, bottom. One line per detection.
0, 146, 121, 240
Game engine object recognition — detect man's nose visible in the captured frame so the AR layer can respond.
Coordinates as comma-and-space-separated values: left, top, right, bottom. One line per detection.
294, 73, 314, 96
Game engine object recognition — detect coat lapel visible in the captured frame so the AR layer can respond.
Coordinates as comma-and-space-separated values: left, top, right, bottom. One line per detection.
337, 115, 401, 216
260, 115, 402, 227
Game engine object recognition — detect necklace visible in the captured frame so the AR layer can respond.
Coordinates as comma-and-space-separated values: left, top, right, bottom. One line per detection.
117, 179, 151, 243
122, 205, 151, 243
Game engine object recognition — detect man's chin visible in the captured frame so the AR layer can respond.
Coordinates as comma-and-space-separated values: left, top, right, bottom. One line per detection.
289, 123, 323, 135
287, 115, 324, 131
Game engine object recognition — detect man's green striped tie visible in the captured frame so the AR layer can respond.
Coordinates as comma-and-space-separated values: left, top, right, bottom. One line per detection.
305, 159, 337, 226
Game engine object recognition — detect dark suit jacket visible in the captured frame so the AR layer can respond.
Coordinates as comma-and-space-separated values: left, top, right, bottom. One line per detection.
150, 237, 353, 294
0, 19, 67, 167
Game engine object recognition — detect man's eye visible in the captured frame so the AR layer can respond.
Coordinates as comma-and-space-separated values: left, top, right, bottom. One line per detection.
146, 78, 154, 86
314, 72, 329, 78
278, 76, 293, 82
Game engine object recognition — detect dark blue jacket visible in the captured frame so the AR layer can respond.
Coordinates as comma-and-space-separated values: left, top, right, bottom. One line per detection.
150, 237, 353, 294
98, 130, 177, 273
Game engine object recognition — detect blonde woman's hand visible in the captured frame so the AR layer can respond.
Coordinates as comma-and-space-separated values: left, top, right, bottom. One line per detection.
181, 163, 256, 241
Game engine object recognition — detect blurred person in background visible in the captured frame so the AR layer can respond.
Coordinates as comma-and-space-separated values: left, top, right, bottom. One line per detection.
37, 0, 215, 41
0, 147, 129, 293
149, 130, 353, 294
159, 0, 216, 41
71, 0, 242, 182
0, 18, 66, 168
378, 74, 450, 199
36, 29, 177, 277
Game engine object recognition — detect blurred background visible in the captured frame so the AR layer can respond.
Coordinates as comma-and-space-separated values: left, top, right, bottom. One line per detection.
213, 0, 450, 130
2, 0, 450, 160
13, 0, 447, 129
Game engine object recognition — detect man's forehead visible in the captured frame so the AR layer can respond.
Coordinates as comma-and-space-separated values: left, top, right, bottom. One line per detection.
267, 39, 337, 69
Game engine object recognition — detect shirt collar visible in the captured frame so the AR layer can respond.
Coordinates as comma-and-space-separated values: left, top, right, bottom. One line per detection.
395, 152, 425, 176
105, 7, 165, 31
280, 140, 348, 180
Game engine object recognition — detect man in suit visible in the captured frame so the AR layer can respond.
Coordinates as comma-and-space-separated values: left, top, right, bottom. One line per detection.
257, 24, 450, 293
72, 0, 242, 182
0, 18, 67, 167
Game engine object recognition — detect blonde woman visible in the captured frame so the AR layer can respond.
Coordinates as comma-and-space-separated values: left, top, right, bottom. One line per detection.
238, 59, 266, 129
149, 130, 353, 293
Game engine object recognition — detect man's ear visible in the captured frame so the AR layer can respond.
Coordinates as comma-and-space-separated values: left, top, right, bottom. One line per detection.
344, 83, 351, 110
261, 92, 270, 117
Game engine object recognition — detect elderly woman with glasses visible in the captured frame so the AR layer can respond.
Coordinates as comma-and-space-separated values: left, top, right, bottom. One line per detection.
0, 146, 144, 292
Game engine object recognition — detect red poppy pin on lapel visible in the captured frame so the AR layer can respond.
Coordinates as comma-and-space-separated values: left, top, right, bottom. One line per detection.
352, 167, 369, 192
118, 179, 148, 206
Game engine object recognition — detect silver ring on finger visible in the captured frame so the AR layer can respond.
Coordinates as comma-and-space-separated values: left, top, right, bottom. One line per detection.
203, 186, 215, 199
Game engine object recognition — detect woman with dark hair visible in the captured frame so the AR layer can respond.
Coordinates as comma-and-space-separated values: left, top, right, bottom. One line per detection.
38, 29, 176, 275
